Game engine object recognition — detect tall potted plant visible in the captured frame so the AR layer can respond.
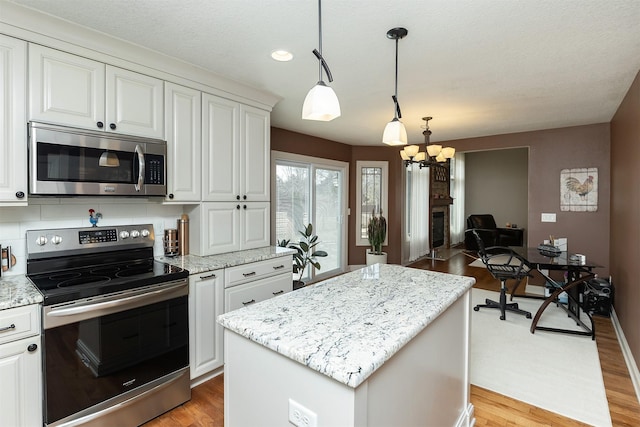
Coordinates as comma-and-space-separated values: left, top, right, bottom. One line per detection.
288, 223, 328, 289
366, 209, 388, 265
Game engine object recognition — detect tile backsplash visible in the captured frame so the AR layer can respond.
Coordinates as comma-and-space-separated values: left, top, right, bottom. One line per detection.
0, 197, 188, 276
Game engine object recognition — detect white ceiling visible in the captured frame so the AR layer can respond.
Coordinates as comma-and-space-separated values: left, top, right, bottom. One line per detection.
9, 0, 640, 146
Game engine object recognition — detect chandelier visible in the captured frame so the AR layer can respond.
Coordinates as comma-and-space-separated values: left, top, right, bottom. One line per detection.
400, 117, 455, 168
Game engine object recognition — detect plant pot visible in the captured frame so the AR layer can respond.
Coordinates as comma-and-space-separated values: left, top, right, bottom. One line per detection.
293, 280, 306, 291
366, 250, 388, 265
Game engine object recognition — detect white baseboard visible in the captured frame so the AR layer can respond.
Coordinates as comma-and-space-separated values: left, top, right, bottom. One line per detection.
610, 308, 640, 404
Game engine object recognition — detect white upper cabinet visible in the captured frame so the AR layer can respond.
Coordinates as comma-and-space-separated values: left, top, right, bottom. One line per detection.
28, 44, 164, 139
202, 94, 240, 201
105, 66, 164, 138
202, 93, 269, 202
0, 35, 28, 205
164, 82, 202, 202
241, 104, 270, 202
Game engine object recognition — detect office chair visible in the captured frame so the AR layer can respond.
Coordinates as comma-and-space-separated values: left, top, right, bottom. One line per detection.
472, 230, 533, 320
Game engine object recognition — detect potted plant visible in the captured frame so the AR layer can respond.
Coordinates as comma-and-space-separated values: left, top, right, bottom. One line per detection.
288, 223, 328, 290
366, 209, 388, 265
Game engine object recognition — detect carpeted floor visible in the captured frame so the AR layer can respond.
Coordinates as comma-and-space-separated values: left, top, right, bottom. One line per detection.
470, 288, 611, 427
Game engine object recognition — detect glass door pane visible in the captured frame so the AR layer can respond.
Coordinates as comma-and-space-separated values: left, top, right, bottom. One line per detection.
314, 168, 342, 277
275, 163, 310, 241
274, 157, 346, 284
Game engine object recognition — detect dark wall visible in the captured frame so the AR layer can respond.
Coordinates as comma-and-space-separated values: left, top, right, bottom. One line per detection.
610, 69, 640, 371
443, 123, 611, 277
271, 128, 404, 265
272, 124, 611, 271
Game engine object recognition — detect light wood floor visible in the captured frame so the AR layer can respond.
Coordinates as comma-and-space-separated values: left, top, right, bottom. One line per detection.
144, 252, 640, 426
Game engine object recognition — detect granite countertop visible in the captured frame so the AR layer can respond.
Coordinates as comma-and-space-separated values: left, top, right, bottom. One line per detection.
0, 275, 44, 311
0, 246, 295, 311
157, 246, 296, 275
217, 263, 475, 388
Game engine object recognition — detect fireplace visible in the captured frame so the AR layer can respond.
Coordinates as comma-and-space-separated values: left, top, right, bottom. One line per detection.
432, 211, 445, 248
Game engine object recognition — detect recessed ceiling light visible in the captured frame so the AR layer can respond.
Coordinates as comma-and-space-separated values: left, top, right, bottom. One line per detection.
271, 50, 293, 62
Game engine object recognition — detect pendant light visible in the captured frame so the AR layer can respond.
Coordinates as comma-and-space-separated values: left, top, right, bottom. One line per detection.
302, 0, 340, 121
382, 27, 408, 146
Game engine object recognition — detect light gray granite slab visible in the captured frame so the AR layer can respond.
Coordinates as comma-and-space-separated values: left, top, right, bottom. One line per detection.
218, 263, 475, 388
157, 246, 296, 274
0, 275, 43, 310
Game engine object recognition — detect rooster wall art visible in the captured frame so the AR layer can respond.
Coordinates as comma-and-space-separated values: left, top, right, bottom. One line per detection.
565, 175, 594, 200
560, 168, 598, 212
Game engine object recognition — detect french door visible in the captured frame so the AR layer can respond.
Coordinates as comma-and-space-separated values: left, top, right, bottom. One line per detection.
271, 151, 348, 282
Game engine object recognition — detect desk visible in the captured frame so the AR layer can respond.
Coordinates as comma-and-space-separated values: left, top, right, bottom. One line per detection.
520, 249, 601, 339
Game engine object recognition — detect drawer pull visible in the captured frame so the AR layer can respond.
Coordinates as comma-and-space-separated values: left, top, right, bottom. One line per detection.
273, 265, 285, 270
242, 271, 257, 277
200, 273, 217, 279
0, 323, 16, 333
242, 299, 256, 306
27, 344, 38, 352
272, 290, 284, 296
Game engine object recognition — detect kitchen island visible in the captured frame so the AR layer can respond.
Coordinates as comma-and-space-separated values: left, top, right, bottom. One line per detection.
218, 263, 476, 427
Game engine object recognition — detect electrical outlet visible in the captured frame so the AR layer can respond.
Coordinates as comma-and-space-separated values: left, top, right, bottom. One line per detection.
541, 213, 556, 222
288, 398, 318, 427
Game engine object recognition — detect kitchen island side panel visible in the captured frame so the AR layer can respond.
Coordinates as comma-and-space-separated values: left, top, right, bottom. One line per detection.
223, 289, 473, 427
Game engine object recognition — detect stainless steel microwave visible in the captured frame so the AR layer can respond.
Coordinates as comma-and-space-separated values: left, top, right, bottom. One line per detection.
28, 122, 167, 197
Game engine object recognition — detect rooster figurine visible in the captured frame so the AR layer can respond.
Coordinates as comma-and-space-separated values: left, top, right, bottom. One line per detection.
88, 209, 102, 227
565, 175, 594, 200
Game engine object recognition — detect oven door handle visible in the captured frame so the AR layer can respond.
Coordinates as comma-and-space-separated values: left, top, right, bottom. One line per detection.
44, 280, 188, 328
135, 144, 145, 192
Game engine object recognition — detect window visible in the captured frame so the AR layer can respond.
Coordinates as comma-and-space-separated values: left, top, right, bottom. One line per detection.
272, 151, 348, 282
355, 161, 388, 247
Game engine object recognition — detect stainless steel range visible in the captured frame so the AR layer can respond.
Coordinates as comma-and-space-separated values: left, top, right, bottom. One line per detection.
26, 224, 190, 427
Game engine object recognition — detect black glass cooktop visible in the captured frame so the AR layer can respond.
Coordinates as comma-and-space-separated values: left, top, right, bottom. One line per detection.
27, 253, 188, 306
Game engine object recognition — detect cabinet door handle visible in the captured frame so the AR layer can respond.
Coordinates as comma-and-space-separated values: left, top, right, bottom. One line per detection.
0, 323, 16, 332
242, 299, 256, 306
109, 123, 117, 130
200, 273, 217, 279
273, 265, 285, 270
242, 271, 256, 277
272, 290, 284, 296
27, 344, 38, 352
96, 121, 104, 129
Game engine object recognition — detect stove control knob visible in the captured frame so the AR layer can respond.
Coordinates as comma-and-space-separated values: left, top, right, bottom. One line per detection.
131, 230, 140, 238
119, 231, 130, 239
140, 229, 150, 238
36, 235, 48, 246
51, 235, 63, 245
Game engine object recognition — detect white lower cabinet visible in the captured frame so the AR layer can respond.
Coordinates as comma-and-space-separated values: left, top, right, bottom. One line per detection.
224, 257, 293, 313
188, 202, 270, 256
187, 257, 292, 383
188, 270, 224, 382
0, 305, 42, 427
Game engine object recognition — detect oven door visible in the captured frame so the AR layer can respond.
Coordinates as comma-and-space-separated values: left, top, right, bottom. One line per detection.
42, 280, 189, 426
29, 122, 166, 196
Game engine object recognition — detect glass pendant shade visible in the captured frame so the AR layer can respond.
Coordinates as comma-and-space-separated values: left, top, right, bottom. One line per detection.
404, 144, 420, 157
426, 144, 442, 157
382, 118, 408, 146
441, 146, 456, 158
415, 152, 426, 161
436, 152, 446, 162
399, 150, 410, 160
302, 82, 341, 121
